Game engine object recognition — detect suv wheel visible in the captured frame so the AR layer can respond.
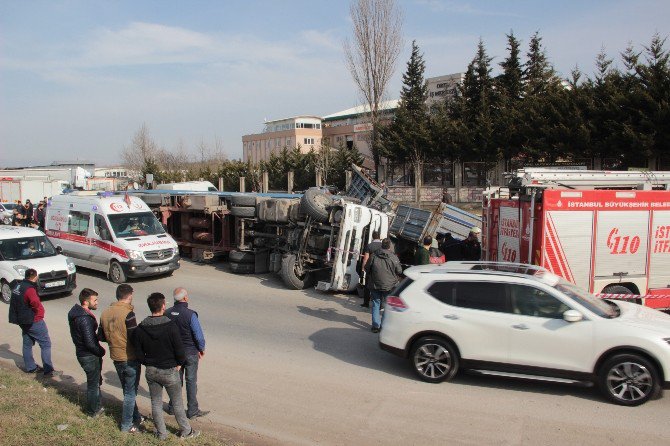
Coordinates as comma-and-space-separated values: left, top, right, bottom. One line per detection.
1, 280, 11, 304
410, 337, 459, 383
598, 354, 660, 406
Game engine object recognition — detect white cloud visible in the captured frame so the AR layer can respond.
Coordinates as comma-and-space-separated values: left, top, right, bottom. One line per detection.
414, 0, 520, 17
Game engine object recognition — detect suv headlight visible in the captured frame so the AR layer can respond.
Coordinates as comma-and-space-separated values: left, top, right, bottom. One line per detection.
66, 258, 76, 273
126, 250, 143, 260
13, 265, 29, 277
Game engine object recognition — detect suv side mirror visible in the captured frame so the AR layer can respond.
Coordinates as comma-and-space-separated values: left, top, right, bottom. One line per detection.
563, 309, 583, 323
56, 246, 63, 254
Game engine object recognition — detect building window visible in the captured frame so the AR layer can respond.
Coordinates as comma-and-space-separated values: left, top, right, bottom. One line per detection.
304, 138, 314, 145
276, 138, 280, 147
286, 138, 291, 147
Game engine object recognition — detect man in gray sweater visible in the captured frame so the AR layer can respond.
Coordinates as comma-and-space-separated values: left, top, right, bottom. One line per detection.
364, 238, 403, 333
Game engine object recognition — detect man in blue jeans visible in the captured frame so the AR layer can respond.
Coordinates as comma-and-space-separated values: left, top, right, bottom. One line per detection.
364, 238, 403, 333
10, 269, 59, 377
98, 284, 144, 433
165, 287, 208, 419
67, 288, 106, 416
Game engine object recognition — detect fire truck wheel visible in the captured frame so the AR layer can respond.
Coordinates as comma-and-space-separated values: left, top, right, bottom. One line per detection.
109, 261, 126, 284
602, 285, 633, 295
231, 195, 258, 207
229, 261, 255, 274
300, 188, 332, 222
597, 353, 660, 406
280, 254, 314, 289
230, 250, 255, 264
230, 206, 256, 218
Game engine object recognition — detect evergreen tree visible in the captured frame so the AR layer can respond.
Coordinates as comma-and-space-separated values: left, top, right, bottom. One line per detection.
495, 31, 524, 167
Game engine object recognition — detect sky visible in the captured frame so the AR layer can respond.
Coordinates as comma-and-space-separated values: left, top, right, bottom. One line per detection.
1, 0, 669, 167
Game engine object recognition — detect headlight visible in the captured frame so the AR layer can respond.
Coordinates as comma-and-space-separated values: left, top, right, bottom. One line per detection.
66, 258, 76, 273
13, 265, 29, 277
126, 250, 143, 260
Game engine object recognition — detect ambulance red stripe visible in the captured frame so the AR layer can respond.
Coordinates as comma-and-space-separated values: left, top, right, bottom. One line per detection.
46, 229, 129, 259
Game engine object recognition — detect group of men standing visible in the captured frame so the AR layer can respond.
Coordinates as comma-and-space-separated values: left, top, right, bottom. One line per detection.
10, 198, 47, 230
8, 269, 208, 441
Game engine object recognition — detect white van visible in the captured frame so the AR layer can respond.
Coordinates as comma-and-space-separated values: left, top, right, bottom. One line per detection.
0, 226, 77, 303
46, 193, 180, 283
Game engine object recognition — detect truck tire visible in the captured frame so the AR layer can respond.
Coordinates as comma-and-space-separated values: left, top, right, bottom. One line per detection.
602, 285, 633, 295
300, 188, 332, 222
229, 261, 255, 274
230, 250, 255, 264
230, 206, 256, 218
109, 260, 126, 284
231, 195, 257, 207
280, 254, 314, 289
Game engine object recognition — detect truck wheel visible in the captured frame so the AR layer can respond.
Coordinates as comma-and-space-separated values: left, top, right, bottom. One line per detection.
300, 188, 332, 222
230, 250, 255, 264
602, 285, 633, 295
231, 195, 258, 207
229, 261, 255, 274
109, 261, 126, 284
1, 280, 11, 304
280, 254, 314, 289
597, 353, 660, 406
230, 206, 256, 218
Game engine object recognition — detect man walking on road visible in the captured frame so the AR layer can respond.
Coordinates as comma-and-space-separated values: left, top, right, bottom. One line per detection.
68, 288, 106, 417
360, 230, 382, 308
133, 293, 200, 440
166, 287, 208, 420
364, 238, 403, 333
9, 269, 58, 377
99, 284, 144, 433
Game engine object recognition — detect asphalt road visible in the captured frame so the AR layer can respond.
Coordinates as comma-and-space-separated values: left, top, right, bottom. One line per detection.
2, 261, 670, 445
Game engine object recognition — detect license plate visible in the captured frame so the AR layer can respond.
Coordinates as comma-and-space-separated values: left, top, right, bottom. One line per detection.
156, 266, 169, 272
45, 280, 66, 288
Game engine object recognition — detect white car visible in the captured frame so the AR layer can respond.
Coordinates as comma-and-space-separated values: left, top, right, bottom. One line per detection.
379, 262, 670, 406
0, 226, 77, 303
0, 203, 17, 225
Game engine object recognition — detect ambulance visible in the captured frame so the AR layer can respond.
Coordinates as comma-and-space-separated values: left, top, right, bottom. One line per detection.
483, 169, 670, 310
46, 192, 180, 283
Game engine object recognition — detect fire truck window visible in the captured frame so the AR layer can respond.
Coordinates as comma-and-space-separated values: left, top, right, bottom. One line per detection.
509, 284, 569, 318
68, 211, 90, 237
453, 282, 509, 313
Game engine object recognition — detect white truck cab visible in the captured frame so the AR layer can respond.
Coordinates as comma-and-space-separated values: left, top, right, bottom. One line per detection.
46, 193, 180, 283
0, 225, 77, 303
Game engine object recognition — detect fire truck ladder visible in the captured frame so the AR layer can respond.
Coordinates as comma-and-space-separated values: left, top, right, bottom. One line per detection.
517, 168, 670, 190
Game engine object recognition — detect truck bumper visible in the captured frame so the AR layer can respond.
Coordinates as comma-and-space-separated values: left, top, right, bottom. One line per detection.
122, 256, 180, 278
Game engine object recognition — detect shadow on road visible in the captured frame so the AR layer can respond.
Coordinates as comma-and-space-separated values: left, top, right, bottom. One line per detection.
102, 370, 152, 398
76, 266, 174, 284
297, 306, 369, 330
0, 343, 25, 370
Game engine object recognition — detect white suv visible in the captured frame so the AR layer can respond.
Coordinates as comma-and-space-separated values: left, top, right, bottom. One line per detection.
379, 262, 670, 406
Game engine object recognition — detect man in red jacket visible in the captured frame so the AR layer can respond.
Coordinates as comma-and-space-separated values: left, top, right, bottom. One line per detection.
14, 269, 58, 376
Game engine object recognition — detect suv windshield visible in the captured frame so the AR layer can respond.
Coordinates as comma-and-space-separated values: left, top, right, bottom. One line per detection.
554, 280, 617, 318
0, 235, 57, 260
108, 212, 165, 238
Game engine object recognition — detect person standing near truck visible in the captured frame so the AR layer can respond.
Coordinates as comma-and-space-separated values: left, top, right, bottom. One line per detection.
462, 227, 482, 261
364, 238, 403, 333
414, 236, 432, 265
360, 230, 382, 308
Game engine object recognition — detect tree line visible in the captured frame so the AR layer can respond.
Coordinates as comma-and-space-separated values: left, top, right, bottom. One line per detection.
381, 32, 670, 177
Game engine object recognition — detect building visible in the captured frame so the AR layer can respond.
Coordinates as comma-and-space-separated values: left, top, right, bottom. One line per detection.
242, 116, 323, 165
93, 165, 137, 179
426, 72, 465, 108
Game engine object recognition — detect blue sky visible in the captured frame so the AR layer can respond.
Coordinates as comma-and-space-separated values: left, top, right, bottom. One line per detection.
1, 0, 668, 166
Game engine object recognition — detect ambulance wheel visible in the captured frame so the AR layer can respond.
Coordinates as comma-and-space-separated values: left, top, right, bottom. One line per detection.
1, 280, 11, 304
109, 261, 126, 284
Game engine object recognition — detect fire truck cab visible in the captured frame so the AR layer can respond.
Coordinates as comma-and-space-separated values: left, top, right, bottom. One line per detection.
483, 169, 670, 310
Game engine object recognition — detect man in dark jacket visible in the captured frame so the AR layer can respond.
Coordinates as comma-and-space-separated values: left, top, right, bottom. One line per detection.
364, 238, 403, 333
414, 236, 432, 265
440, 232, 464, 261
360, 230, 382, 308
34, 202, 46, 231
165, 287, 208, 419
68, 288, 105, 417
133, 293, 199, 440
462, 227, 482, 261
9, 269, 57, 376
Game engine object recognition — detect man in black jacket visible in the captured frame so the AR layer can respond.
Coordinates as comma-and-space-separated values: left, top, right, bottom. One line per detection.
67, 288, 105, 417
364, 238, 403, 333
133, 293, 199, 440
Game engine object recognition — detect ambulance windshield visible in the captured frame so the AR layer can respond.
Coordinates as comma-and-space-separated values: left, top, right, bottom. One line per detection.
108, 212, 165, 238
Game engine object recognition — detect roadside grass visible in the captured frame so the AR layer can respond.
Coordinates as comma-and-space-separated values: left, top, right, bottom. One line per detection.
0, 363, 226, 446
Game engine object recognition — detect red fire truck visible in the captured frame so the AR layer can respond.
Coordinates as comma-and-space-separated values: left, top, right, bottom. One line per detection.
483, 169, 670, 310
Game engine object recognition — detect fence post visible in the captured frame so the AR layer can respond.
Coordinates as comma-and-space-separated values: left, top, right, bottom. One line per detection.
239, 176, 246, 193
454, 162, 462, 203
345, 170, 352, 190
218, 177, 224, 191
316, 169, 323, 188
262, 171, 269, 193
287, 171, 294, 193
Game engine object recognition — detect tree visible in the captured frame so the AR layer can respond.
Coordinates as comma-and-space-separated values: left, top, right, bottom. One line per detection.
121, 123, 160, 181
344, 0, 403, 178
495, 31, 524, 166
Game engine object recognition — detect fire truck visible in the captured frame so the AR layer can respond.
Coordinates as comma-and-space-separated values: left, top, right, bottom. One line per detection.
483, 169, 670, 310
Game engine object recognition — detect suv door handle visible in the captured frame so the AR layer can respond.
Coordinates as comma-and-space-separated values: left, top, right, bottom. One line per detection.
443, 314, 459, 320
512, 324, 529, 330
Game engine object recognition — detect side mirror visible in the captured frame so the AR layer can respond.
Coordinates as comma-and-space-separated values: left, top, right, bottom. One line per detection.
563, 309, 583, 323
56, 246, 63, 254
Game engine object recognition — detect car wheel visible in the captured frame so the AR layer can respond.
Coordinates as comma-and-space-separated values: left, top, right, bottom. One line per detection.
1, 280, 11, 304
230, 206, 256, 218
598, 353, 661, 406
410, 337, 459, 383
229, 261, 255, 274
109, 261, 126, 284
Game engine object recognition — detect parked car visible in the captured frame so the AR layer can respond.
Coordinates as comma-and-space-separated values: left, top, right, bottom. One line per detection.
0, 226, 77, 303
0, 202, 17, 225
379, 261, 670, 406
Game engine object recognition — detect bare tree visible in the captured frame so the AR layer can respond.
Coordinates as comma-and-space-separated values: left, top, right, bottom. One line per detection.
121, 123, 159, 173
344, 0, 403, 178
